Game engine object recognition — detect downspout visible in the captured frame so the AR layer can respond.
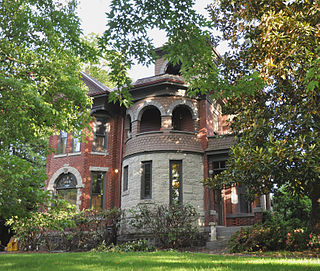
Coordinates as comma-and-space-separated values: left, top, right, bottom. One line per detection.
118, 113, 125, 208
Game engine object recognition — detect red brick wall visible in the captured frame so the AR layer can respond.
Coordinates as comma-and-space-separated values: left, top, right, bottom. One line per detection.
46, 114, 125, 210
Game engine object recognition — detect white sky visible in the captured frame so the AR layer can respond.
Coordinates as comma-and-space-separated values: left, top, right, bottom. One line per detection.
77, 0, 228, 81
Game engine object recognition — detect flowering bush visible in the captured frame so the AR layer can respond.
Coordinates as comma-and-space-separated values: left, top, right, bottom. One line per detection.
228, 222, 287, 252
285, 229, 320, 251
229, 217, 320, 252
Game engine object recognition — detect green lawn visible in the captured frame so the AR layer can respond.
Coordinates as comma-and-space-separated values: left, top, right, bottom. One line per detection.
0, 251, 319, 271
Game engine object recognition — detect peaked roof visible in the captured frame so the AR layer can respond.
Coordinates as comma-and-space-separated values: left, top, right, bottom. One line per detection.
80, 71, 112, 97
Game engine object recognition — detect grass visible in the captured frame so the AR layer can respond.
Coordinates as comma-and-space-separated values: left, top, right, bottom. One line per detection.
0, 251, 320, 271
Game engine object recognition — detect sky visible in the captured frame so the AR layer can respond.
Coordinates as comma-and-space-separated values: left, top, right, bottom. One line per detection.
76, 0, 228, 81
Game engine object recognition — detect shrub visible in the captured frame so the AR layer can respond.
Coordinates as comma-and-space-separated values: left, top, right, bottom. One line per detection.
129, 203, 202, 249
6, 199, 122, 251
93, 239, 155, 252
228, 221, 287, 252
228, 216, 320, 252
285, 229, 320, 251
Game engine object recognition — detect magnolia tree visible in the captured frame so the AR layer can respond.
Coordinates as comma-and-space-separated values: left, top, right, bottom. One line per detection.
101, 0, 320, 233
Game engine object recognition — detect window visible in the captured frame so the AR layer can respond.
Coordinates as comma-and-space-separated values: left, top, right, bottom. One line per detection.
90, 172, 105, 210
57, 131, 67, 154
141, 161, 152, 199
212, 160, 226, 175
125, 115, 132, 138
170, 160, 182, 204
54, 173, 77, 205
93, 117, 109, 152
123, 165, 129, 192
70, 131, 81, 153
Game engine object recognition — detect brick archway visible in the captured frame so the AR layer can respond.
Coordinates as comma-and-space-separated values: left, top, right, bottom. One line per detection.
167, 99, 198, 120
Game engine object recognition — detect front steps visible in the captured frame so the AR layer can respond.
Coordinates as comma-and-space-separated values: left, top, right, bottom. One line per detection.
206, 226, 244, 251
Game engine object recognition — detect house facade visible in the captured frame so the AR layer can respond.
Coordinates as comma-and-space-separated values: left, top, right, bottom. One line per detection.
46, 55, 270, 236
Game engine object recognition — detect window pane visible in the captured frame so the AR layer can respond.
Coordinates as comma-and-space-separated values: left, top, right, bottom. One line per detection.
93, 136, 105, 152
56, 189, 77, 206
57, 131, 67, 154
141, 161, 152, 199
55, 173, 77, 189
71, 131, 81, 153
90, 172, 104, 210
93, 118, 108, 152
123, 166, 128, 191
170, 161, 182, 204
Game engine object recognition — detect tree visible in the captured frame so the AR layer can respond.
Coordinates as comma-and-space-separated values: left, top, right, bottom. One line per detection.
205, 0, 320, 233
0, 0, 95, 218
82, 34, 115, 88
101, 0, 320, 232
99, 0, 238, 107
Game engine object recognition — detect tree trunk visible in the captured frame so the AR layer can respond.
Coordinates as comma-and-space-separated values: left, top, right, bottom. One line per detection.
311, 181, 320, 234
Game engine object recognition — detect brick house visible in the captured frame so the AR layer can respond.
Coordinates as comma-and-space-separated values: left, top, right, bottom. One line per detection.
46, 53, 270, 235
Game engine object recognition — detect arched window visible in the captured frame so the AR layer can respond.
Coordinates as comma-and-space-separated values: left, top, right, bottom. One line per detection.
172, 106, 194, 132
54, 173, 77, 205
140, 107, 161, 133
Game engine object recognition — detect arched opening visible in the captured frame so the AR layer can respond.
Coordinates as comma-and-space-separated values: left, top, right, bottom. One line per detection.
165, 62, 182, 75
172, 106, 194, 132
140, 107, 161, 133
54, 173, 78, 205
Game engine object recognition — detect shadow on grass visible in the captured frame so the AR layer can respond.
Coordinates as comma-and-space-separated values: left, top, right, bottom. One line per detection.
0, 251, 319, 271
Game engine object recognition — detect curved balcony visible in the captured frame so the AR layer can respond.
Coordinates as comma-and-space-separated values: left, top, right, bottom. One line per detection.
124, 130, 203, 157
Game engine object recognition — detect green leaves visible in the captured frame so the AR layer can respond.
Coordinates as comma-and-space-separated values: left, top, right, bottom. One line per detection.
0, 0, 95, 219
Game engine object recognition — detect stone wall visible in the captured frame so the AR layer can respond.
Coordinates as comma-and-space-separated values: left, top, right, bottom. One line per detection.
121, 152, 205, 226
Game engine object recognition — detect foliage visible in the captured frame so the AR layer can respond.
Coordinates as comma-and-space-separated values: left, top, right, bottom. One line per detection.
93, 239, 155, 253
82, 34, 115, 88
0, 140, 49, 219
129, 203, 202, 249
228, 216, 320, 252
272, 185, 312, 229
285, 229, 319, 251
100, 0, 256, 106
228, 220, 287, 253
204, 0, 320, 233
6, 200, 122, 251
0, 0, 95, 218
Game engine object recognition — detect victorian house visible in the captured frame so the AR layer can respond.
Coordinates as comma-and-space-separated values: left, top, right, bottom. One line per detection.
46, 51, 270, 237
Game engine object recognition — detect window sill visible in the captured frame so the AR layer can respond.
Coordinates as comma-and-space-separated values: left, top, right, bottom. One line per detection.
53, 154, 67, 158
68, 152, 81, 156
136, 131, 163, 136
90, 151, 109, 156
122, 190, 129, 197
140, 198, 153, 202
